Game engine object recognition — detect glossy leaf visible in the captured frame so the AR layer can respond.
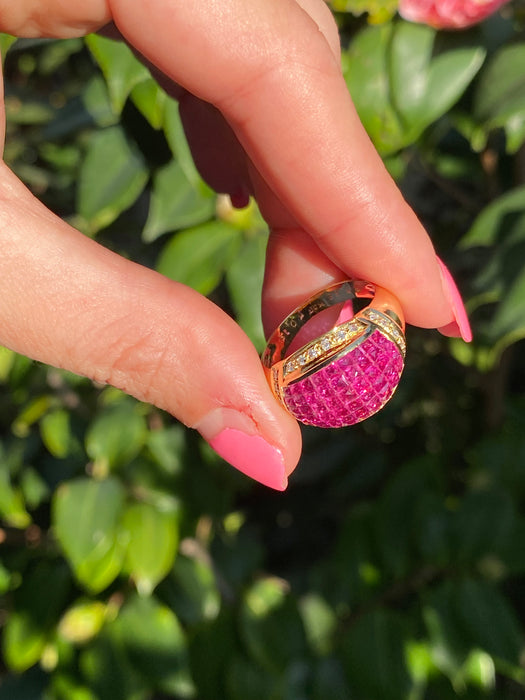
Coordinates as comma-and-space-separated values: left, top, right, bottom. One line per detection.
344, 21, 485, 155
143, 159, 214, 242
40, 409, 72, 459
156, 221, 242, 295
85, 401, 148, 471
85, 34, 150, 114
3, 612, 48, 673
58, 601, 107, 645
53, 478, 126, 592
77, 126, 148, 234
121, 500, 179, 595
130, 78, 167, 130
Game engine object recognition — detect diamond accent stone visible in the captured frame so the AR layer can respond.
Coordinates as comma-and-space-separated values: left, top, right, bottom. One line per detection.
283, 330, 404, 427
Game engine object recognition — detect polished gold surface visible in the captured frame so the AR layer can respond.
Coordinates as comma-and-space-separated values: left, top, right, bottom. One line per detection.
262, 281, 405, 403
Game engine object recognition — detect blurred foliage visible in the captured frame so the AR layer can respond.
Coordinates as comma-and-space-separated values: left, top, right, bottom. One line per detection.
1, 4, 525, 700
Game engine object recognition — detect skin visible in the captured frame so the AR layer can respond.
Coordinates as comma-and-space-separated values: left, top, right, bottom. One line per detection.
0, 0, 458, 478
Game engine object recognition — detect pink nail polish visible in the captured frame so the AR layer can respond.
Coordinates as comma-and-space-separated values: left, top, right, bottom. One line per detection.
194, 408, 288, 491
436, 257, 473, 343
210, 429, 287, 491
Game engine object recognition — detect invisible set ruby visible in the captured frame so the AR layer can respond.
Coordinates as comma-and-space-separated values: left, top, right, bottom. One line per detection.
283, 329, 404, 428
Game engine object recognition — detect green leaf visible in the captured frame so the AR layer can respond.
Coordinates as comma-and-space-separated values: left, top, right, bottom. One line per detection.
40, 409, 72, 459
85, 34, 150, 114
299, 594, 337, 656
121, 501, 179, 595
3, 561, 71, 672
0, 34, 17, 64
422, 580, 473, 680
156, 221, 242, 295
239, 577, 307, 673
130, 78, 167, 130
58, 601, 108, 645
3, 612, 48, 673
53, 478, 126, 592
0, 462, 31, 529
77, 126, 148, 235
20, 467, 50, 510
226, 232, 268, 351
80, 634, 142, 700
463, 649, 495, 692
390, 25, 485, 135
343, 21, 485, 155
146, 426, 185, 476
454, 578, 523, 665
163, 100, 203, 186
473, 43, 525, 153
143, 159, 214, 243
82, 75, 118, 128
342, 609, 412, 699
85, 401, 148, 472
459, 185, 525, 249
457, 186, 525, 362
112, 594, 194, 696
0, 346, 15, 381
158, 552, 220, 627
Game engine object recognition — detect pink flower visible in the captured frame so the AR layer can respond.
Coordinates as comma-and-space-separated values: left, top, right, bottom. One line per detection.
398, 0, 511, 28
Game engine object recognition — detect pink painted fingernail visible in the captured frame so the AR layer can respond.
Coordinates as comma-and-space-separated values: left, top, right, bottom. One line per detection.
194, 408, 287, 491
436, 257, 473, 343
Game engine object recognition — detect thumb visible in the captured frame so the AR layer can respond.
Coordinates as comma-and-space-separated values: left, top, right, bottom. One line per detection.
0, 164, 301, 490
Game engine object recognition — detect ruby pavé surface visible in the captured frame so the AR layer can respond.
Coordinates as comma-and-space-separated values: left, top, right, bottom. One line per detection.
282, 330, 404, 428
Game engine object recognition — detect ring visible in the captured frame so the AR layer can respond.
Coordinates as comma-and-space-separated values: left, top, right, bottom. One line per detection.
262, 280, 406, 428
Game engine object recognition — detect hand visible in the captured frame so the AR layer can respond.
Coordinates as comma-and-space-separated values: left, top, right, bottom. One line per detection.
0, 0, 469, 489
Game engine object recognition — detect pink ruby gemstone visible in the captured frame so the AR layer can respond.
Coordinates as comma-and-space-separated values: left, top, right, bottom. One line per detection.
283, 330, 404, 428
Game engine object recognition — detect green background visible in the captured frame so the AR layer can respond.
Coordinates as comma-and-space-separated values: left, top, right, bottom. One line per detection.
1, 4, 525, 698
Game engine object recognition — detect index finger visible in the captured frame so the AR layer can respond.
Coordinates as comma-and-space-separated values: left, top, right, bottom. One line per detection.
110, 0, 458, 331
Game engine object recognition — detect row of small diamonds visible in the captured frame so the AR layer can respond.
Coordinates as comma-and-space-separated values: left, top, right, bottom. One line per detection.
283, 319, 366, 377
362, 309, 406, 356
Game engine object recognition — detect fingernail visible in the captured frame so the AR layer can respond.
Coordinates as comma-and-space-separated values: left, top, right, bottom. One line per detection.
229, 186, 250, 210
436, 257, 473, 343
194, 408, 287, 491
